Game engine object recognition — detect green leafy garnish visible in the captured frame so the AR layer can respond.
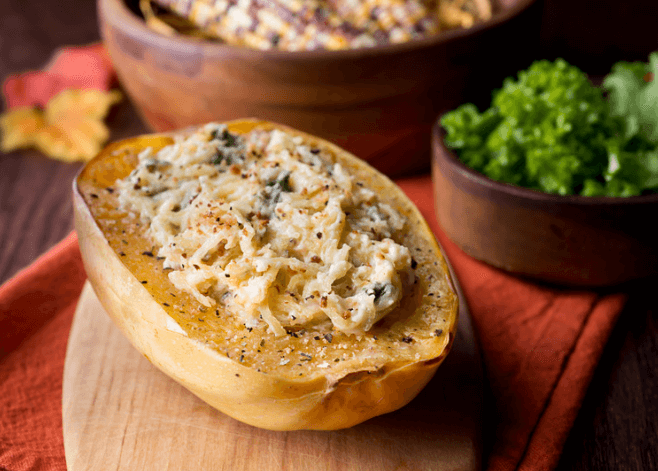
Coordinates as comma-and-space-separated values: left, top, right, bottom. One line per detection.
210, 128, 238, 147
212, 150, 231, 165
604, 53, 658, 142
267, 172, 292, 192
263, 171, 293, 205
366, 282, 391, 305
441, 55, 658, 197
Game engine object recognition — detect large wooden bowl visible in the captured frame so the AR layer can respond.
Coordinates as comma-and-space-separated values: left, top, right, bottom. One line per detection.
98, 0, 540, 176
432, 124, 658, 287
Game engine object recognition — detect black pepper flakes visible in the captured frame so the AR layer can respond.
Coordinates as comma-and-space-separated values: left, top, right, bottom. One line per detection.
324, 333, 333, 343
434, 329, 443, 336
401, 336, 414, 343
142, 251, 154, 257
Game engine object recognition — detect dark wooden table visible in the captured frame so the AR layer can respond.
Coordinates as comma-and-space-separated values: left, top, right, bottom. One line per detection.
1, 1, 657, 470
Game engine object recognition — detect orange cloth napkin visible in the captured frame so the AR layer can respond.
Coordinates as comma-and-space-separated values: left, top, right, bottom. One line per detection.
0, 233, 85, 471
397, 178, 626, 471
0, 176, 625, 471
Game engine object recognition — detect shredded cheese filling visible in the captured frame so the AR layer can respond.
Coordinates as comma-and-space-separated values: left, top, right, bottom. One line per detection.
116, 124, 412, 336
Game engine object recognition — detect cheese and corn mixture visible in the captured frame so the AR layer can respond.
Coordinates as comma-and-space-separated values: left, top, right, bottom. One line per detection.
149, 0, 490, 51
116, 124, 413, 336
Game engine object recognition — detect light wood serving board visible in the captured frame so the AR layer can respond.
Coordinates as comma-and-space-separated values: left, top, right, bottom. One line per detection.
63, 281, 482, 471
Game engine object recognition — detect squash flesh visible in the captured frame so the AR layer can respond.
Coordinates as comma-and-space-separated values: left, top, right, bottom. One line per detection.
74, 119, 458, 430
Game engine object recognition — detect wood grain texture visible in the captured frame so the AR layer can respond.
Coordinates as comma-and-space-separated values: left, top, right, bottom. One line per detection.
63, 283, 481, 471
0, 99, 147, 283
0, 0, 146, 284
0, 0, 97, 282
558, 279, 658, 471
0, 154, 79, 281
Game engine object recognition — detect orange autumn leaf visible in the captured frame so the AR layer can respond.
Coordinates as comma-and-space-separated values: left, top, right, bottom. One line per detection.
0, 88, 122, 162
0, 107, 46, 152
3, 43, 115, 110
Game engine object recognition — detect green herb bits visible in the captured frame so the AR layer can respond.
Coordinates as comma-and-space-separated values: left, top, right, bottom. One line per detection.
441, 54, 658, 197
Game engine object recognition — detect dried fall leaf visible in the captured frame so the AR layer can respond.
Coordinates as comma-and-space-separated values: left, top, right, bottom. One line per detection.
46, 88, 122, 121
45, 43, 115, 91
3, 43, 115, 110
0, 88, 122, 162
0, 107, 45, 152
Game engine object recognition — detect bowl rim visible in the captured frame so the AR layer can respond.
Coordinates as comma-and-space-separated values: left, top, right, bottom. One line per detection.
99, 0, 538, 60
432, 120, 658, 207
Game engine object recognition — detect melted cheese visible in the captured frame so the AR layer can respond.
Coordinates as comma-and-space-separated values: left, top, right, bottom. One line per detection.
116, 124, 412, 336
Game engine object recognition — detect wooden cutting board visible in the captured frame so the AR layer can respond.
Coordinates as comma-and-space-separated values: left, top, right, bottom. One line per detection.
63, 280, 482, 471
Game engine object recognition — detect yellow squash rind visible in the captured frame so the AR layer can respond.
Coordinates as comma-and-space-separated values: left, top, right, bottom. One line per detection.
73, 119, 458, 431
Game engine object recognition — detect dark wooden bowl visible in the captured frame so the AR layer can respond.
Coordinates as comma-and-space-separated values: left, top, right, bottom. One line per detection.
98, 0, 540, 177
432, 123, 658, 287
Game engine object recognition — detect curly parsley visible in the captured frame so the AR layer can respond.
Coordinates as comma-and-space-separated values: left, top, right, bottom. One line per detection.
441, 55, 658, 197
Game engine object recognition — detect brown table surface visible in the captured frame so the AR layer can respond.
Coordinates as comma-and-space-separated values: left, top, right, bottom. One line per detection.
1, 1, 657, 470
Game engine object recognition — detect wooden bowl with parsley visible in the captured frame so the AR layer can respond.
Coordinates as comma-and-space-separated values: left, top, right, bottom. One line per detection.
432, 56, 658, 286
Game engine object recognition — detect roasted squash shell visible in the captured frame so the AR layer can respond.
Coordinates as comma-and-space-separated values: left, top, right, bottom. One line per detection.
73, 119, 458, 431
